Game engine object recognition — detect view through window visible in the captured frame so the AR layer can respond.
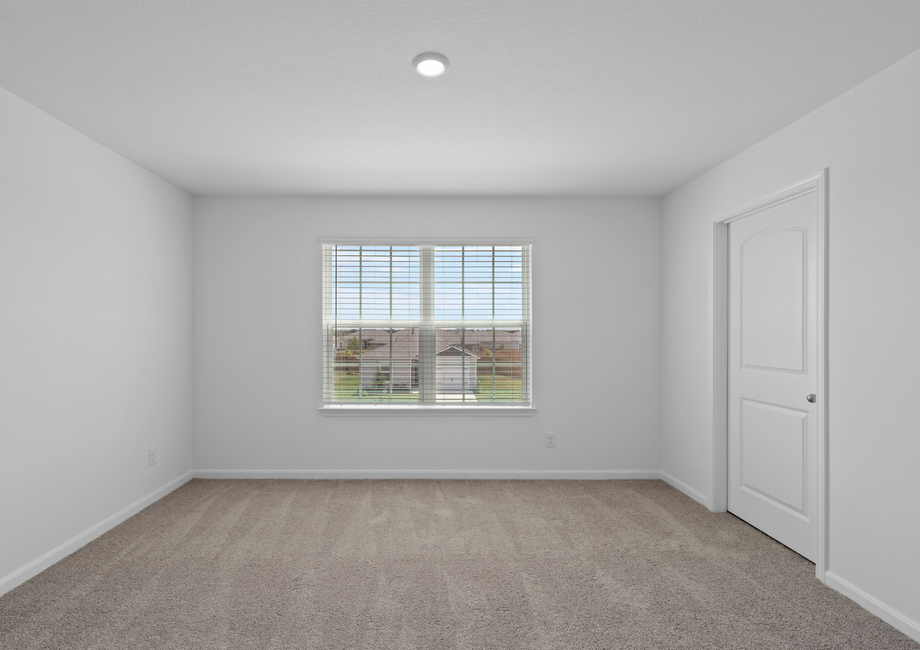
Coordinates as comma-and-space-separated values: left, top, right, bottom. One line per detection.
322, 241, 531, 406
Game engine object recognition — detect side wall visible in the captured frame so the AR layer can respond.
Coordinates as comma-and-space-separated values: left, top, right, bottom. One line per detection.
0, 88, 194, 593
661, 50, 920, 636
193, 197, 662, 477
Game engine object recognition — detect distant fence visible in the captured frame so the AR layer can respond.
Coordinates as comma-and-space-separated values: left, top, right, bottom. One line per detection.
483, 350, 522, 378
335, 352, 359, 373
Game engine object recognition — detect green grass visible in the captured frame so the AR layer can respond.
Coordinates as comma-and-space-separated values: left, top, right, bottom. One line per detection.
476, 373, 523, 402
333, 372, 419, 402
332, 371, 523, 403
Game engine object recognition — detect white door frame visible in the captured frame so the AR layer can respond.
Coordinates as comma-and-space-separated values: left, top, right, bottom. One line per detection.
710, 169, 829, 583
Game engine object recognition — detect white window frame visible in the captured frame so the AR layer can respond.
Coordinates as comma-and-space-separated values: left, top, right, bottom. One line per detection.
319, 237, 536, 416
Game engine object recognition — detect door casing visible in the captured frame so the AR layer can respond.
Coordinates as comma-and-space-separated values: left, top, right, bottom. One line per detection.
710, 169, 828, 583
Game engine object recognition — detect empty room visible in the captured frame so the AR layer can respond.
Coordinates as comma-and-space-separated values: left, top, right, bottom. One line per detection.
2, 1, 919, 648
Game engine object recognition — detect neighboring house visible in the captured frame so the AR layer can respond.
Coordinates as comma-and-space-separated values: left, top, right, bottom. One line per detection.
355, 339, 418, 392
351, 330, 483, 393
432, 345, 480, 393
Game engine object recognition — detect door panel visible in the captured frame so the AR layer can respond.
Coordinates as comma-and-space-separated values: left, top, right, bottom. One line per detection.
740, 399, 808, 515
741, 228, 806, 372
728, 190, 818, 561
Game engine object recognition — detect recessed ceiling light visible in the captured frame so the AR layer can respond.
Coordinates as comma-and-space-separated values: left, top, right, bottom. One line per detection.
412, 52, 449, 77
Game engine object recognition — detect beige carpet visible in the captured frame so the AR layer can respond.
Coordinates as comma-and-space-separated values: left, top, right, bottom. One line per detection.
1, 479, 916, 649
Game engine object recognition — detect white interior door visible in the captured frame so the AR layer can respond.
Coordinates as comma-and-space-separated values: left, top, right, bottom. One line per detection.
728, 190, 819, 561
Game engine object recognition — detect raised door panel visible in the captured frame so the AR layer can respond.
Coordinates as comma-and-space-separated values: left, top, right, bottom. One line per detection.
740, 399, 808, 516
741, 228, 806, 373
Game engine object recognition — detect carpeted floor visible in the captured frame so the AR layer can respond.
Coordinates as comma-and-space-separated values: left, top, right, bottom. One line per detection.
1, 479, 916, 649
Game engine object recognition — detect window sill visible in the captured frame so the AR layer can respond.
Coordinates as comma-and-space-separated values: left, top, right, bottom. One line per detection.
318, 405, 536, 416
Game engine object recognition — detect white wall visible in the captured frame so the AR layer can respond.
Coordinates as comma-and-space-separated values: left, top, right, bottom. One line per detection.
194, 197, 662, 477
662, 50, 920, 633
0, 88, 194, 591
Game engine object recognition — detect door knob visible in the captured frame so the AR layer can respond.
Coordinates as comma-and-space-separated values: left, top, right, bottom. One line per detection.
806, 394, 817, 403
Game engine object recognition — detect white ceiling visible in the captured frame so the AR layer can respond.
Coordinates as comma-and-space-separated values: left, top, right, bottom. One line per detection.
2, 1, 920, 197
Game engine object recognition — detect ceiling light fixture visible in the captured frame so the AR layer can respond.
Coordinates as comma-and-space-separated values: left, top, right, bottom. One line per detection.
412, 52, 449, 77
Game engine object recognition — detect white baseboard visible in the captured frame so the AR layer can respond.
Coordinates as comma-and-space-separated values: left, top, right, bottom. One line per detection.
660, 471, 710, 508
824, 571, 920, 644
0, 471, 194, 598
194, 469, 663, 480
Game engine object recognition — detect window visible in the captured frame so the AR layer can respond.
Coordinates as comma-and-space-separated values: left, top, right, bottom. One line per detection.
322, 239, 532, 408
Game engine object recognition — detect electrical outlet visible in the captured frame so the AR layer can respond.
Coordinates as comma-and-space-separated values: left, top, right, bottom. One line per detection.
545, 432, 555, 448
148, 447, 157, 466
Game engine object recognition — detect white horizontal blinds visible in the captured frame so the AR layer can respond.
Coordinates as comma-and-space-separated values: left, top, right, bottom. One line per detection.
432, 246, 526, 320
329, 245, 420, 321
324, 245, 421, 403
323, 243, 531, 405
432, 245, 530, 404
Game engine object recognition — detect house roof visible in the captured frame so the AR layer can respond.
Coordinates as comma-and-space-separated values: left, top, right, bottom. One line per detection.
356, 329, 503, 361
436, 345, 480, 359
